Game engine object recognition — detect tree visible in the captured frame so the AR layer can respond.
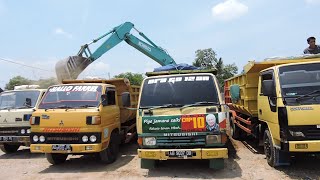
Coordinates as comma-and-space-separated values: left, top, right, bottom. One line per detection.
5, 76, 32, 90
192, 48, 238, 87
33, 77, 58, 89
113, 72, 144, 86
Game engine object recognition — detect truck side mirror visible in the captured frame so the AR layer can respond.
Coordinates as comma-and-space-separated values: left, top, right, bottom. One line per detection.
101, 94, 108, 106
0, 88, 3, 93
25, 98, 32, 107
262, 80, 276, 97
121, 92, 131, 107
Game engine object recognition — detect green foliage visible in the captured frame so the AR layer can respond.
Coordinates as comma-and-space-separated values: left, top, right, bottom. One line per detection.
5, 76, 32, 90
192, 48, 238, 87
33, 77, 58, 89
5, 76, 58, 90
113, 72, 144, 86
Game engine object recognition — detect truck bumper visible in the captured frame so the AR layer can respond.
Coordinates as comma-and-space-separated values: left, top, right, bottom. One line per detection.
289, 140, 320, 152
30, 143, 103, 154
138, 148, 228, 160
0, 136, 30, 145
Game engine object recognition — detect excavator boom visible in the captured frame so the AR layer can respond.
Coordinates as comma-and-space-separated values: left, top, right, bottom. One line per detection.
55, 22, 176, 82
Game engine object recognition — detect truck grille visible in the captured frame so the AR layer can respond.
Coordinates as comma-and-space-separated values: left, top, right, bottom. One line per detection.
0, 127, 29, 136
288, 126, 320, 140
156, 136, 206, 147
31, 133, 101, 144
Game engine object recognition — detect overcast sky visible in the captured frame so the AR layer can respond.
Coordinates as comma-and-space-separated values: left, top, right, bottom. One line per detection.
1, 0, 320, 88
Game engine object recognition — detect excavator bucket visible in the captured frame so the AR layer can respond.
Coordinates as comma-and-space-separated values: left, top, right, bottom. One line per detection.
55, 56, 92, 83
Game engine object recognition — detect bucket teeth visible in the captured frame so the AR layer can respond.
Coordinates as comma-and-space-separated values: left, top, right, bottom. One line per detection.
55, 56, 92, 83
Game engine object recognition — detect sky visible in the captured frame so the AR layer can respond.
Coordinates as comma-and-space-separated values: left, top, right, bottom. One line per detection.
1, 0, 320, 88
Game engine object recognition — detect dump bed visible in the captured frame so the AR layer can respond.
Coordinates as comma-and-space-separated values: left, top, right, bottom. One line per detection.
224, 55, 320, 117
62, 78, 140, 123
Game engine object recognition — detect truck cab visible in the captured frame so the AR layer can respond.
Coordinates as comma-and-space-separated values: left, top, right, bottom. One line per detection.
30, 79, 139, 164
137, 69, 229, 169
259, 59, 320, 165
0, 86, 46, 153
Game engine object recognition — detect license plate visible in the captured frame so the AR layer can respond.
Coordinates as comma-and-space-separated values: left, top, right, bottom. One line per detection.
168, 150, 193, 158
0, 136, 14, 142
52, 144, 72, 151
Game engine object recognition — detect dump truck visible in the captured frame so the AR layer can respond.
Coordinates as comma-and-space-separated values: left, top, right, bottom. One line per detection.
137, 69, 229, 169
0, 86, 46, 153
30, 79, 139, 164
224, 54, 320, 167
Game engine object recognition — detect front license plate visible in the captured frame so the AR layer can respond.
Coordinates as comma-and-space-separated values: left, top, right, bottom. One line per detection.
52, 144, 72, 151
168, 150, 193, 158
0, 136, 14, 142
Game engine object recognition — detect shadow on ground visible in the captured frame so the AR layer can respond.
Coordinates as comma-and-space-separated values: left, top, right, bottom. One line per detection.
39, 143, 138, 174
0, 147, 44, 159
146, 138, 242, 179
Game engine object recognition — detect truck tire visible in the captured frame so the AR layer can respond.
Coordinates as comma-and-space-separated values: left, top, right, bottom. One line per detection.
263, 130, 277, 167
46, 153, 68, 165
99, 132, 120, 164
0, 144, 20, 153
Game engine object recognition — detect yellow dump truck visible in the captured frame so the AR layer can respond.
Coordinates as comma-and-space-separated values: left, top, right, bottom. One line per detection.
30, 79, 139, 164
137, 69, 229, 169
0, 86, 46, 153
224, 55, 320, 167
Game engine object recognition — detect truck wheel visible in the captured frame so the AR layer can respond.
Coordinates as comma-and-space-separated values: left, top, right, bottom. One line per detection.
0, 144, 20, 153
99, 132, 120, 164
263, 130, 277, 167
46, 153, 68, 165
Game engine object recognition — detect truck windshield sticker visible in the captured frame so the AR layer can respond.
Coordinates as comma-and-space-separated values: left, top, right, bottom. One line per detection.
142, 113, 221, 133
147, 76, 210, 84
49, 86, 99, 92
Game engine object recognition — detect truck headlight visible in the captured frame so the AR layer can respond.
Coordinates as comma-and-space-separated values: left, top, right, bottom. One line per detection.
289, 130, 305, 137
82, 135, 89, 142
33, 135, 39, 142
21, 129, 26, 134
90, 135, 97, 142
206, 135, 221, 144
143, 137, 156, 146
39, 136, 45, 142
27, 129, 31, 134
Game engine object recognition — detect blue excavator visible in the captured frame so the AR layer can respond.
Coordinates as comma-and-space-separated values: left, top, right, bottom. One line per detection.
55, 22, 177, 82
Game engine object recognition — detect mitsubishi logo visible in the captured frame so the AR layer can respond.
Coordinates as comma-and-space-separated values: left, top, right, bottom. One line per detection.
59, 120, 64, 126
3, 118, 7, 123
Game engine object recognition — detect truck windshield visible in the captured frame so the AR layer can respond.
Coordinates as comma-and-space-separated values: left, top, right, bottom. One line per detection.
38, 85, 102, 109
0, 91, 40, 109
279, 63, 320, 105
139, 75, 219, 108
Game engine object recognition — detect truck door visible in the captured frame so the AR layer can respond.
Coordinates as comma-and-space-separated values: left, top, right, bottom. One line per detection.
258, 70, 280, 141
101, 88, 120, 126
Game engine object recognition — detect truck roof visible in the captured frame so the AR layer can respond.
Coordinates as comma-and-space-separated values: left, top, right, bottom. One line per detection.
62, 78, 131, 86
146, 69, 217, 77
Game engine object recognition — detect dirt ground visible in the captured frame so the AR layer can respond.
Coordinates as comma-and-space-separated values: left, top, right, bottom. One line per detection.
0, 139, 319, 180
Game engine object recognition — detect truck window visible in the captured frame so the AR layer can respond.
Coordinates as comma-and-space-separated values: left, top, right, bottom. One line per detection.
38, 85, 102, 109
106, 89, 116, 105
140, 75, 219, 107
0, 91, 40, 109
260, 71, 274, 95
279, 62, 320, 105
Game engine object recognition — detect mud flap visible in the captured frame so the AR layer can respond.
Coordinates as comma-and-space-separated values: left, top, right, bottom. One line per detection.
141, 159, 156, 169
209, 158, 224, 169
274, 147, 290, 166
55, 56, 92, 83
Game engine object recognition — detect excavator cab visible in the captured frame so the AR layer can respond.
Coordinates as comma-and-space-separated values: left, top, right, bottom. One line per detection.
55, 56, 92, 83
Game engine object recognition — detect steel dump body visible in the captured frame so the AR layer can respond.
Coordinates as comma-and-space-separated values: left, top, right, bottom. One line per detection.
224, 56, 320, 117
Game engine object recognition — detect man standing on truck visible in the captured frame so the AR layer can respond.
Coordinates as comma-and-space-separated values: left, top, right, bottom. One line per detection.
304, 37, 320, 54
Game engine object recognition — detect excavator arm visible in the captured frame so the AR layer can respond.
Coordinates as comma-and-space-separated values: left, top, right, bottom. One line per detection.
55, 22, 176, 82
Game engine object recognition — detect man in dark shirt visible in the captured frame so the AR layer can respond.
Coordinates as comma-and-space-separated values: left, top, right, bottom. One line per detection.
304, 37, 320, 54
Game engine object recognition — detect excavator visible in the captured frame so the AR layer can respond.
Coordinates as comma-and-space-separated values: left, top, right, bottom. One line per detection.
55, 22, 177, 82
